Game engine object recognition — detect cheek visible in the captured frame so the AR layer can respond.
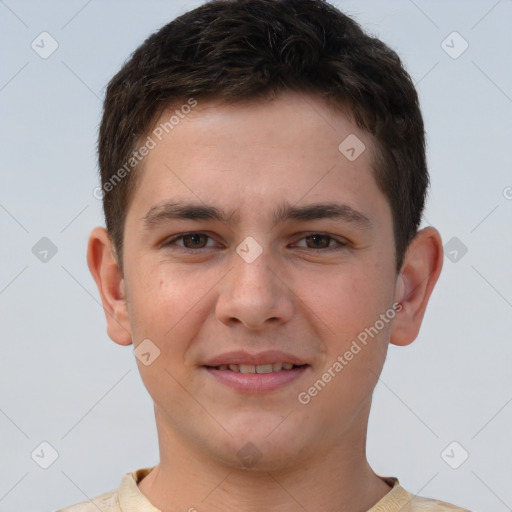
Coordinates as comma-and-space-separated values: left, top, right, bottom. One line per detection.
300, 267, 394, 406
125, 264, 217, 346
124, 264, 179, 340
300, 263, 396, 394
300, 264, 390, 339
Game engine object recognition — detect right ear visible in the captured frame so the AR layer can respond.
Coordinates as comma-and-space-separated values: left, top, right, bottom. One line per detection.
86, 227, 133, 346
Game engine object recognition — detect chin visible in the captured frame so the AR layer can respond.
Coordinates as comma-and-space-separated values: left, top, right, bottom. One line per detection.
212, 413, 312, 471
216, 441, 306, 473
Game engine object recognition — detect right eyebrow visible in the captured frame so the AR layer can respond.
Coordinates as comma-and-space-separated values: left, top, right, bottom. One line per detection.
142, 201, 239, 228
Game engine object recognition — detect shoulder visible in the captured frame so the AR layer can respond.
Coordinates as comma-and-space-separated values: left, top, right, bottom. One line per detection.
56, 488, 119, 512
409, 494, 472, 511
373, 476, 471, 512
56, 466, 156, 512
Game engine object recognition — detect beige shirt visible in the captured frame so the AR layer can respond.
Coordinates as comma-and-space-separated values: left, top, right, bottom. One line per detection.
57, 467, 471, 512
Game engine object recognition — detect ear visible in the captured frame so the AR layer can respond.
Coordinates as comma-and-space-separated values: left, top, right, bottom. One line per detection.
87, 227, 133, 346
390, 227, 443, 347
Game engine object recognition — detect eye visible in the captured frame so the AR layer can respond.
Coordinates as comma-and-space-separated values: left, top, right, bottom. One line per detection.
294, 233, 348, 252
164, 232, 348, 253
165, 232, 216, 250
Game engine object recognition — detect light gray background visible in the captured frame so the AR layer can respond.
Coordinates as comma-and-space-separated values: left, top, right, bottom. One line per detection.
1, 1, 511, 511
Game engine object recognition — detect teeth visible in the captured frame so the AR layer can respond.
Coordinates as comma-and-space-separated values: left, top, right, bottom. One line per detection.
214, 363, 298, 373
239, 364, 256, 374
256, 364, 273, 374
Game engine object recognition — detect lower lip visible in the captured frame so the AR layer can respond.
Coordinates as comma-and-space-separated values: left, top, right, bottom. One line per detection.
204, 366, 309, 392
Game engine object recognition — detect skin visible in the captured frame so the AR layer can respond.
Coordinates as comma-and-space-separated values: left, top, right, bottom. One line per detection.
88, 91, 443, 512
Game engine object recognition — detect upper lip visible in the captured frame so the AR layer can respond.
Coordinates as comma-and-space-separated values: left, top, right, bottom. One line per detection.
203, 350, 308, 367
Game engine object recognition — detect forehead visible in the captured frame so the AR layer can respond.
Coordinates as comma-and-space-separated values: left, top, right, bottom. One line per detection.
128, 92, 390, 227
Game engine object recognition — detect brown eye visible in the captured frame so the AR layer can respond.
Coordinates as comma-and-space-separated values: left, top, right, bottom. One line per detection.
305, 234, 332, 249
294, 233, 348, 252
164, 232, 219, 252
181, 233, 209, 249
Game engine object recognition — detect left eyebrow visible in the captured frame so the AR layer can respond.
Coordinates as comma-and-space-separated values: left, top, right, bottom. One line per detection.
272, 201, 372, 229
142, 200, 372, 230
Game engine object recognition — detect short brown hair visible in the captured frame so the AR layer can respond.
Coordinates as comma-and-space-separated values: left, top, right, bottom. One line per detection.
98, 0, 428, 272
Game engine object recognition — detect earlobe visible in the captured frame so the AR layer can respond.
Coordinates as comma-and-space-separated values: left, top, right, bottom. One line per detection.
87, 227, 133, 346
389, 227, 443, 347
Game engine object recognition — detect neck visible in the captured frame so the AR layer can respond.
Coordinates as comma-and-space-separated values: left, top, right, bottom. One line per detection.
137, 408, 392, 512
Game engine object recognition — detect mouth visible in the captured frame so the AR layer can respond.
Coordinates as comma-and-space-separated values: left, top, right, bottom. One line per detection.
203, 355, 310, 392
205, 362, 305, 373
202, 350, 310, 392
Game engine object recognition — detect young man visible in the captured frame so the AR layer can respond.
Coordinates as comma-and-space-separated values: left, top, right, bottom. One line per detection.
60, 0, 469, 510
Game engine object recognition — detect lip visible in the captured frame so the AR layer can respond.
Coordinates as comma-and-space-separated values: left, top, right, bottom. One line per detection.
202, 350, 308, 367
204, 365, 309, 393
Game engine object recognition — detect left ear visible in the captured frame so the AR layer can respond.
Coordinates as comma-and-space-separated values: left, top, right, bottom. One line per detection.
390, 227, 443, 346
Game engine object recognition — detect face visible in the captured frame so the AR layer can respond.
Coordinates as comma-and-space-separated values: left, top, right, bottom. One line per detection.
117, 92, 402, 469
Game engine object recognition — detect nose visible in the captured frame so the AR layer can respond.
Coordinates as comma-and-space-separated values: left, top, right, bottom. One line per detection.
215, 243, 294, 331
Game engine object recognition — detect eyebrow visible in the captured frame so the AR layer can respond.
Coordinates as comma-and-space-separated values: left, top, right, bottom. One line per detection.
142, 200, 372, 230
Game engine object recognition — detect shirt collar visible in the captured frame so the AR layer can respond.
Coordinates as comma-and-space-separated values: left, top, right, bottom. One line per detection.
119, 467, 412, 512
118, 467, 161, 512
369, 476, 413, 511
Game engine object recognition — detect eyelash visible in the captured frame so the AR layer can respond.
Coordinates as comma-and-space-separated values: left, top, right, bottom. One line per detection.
164, 232, 349, 253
